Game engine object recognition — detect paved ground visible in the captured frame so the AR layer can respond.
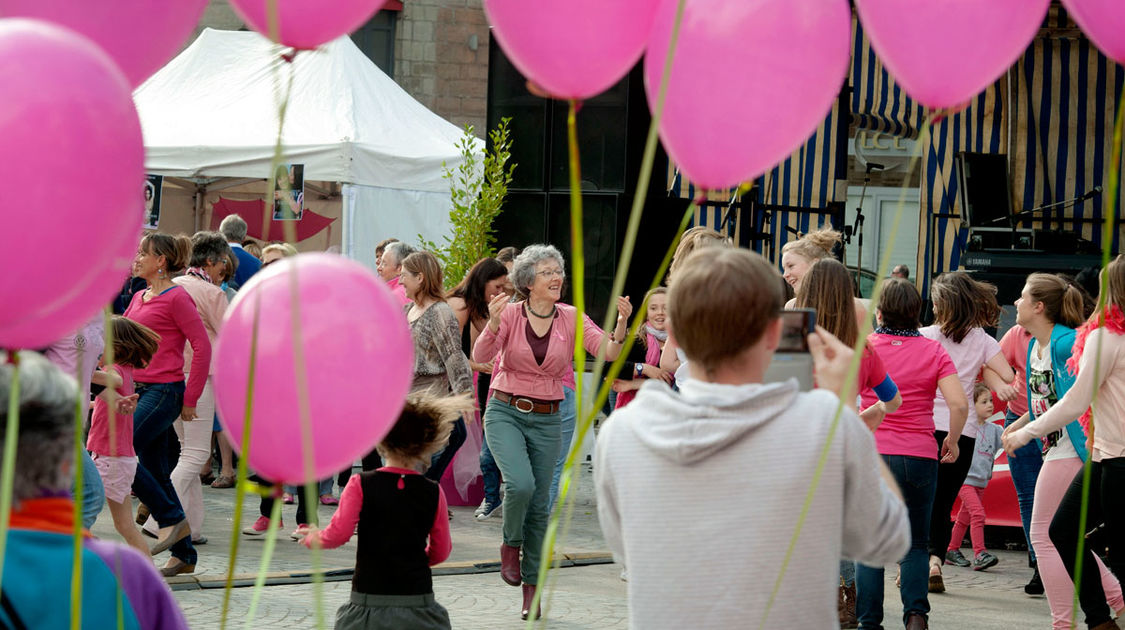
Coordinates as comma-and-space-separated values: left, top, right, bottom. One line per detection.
90, 463, 1058, 629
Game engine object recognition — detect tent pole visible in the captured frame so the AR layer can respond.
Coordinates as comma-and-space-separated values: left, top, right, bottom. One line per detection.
194, 184, 205, 232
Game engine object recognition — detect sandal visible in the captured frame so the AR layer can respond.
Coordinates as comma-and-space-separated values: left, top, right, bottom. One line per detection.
210, 475, 235, 489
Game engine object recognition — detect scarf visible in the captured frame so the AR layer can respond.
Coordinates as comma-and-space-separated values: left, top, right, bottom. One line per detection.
185, 266, 213, 284
644, 324, 669, 343
874, 326, 921, 337
1066, 304, 1125, 436
9, 497, 91, 537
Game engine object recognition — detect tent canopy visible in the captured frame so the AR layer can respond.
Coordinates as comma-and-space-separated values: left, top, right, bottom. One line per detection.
134, 28, 481, 193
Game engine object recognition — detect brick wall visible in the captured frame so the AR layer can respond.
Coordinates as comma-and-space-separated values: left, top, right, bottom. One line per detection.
395, 0, 490, 134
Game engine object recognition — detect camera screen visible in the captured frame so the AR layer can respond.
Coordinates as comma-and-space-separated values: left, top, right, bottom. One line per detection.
777, 309, 816, 353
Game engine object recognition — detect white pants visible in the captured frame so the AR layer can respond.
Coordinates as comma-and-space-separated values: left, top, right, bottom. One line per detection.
145, 377, 213, 539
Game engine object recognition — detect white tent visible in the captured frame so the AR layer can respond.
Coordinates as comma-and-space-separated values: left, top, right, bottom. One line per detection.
134, 28, 482, 268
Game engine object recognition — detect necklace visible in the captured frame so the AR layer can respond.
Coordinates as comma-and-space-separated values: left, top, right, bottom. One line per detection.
526, 302, 556, 319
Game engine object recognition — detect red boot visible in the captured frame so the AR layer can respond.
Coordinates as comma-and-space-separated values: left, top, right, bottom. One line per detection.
500, 544, 521, 586
521, 583, 541, 620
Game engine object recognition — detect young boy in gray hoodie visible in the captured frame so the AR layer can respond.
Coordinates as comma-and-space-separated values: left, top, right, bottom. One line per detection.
594, 247, 910, 629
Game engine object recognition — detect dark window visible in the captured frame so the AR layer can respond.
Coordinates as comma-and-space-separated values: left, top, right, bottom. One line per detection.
351, 11, 396, 75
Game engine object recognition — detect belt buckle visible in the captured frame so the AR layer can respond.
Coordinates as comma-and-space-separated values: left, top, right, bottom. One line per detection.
513, 397, 535, 413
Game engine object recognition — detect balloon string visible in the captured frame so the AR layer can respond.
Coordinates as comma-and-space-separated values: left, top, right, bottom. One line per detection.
756, 110, 936, 629
70, 343, 85, 630
220, 290, 262, 630
530, 0, 690, 621
242, 496, 284, 630
1069, 79, 1124, 627
0, 351, 19, 601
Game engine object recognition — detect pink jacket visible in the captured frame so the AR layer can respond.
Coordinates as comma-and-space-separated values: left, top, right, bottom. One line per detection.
386, 276, 410, 306
173, 275, 227, 376
473, 302, 606, 401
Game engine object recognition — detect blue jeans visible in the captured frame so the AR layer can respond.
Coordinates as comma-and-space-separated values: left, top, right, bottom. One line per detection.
480, 429, 501, 507
840, 559, 855, 588
131, 381, 195, 564
549, 386, 576, 507
857, 454, 938, 629
426, 418, 466, 483
79, 449, 104, 529
1004, 409, 1042, 566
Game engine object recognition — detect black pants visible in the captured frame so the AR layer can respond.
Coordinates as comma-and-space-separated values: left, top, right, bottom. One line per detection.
1050, 458, 1125, 628
928, 431, 976, 559
425, 418, 466, 483
250, 474, 315, 526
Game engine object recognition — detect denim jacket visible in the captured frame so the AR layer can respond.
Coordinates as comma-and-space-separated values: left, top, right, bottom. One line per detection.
1026, 323, 1089, 462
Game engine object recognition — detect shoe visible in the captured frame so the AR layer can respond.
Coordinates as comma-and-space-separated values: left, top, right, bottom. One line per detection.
1090, 622, 1121, 630
973, 551, 999, 571
290, 524, 310, 540
319, 494, 338, 506
839, 584, 857, 629
500, 544, 521, 586
134, 503, 149, 526
282, 492, 295, 505
521, 583, 541, 621
928, 558, 945, 593
210, 475, 235, 489
242, 515, 281, 536
476, 501, 501, 521
151, 519, 191, 556
945, 549, 971, 567
905, 613, 929, 629
159, 559, 196, 578
141, 528, 157, 539
199, 471, 216, 486
474, 500, 489, 517
620, 568, 629, 582
192, 536, 207, 545
1024, 568, 1044, 595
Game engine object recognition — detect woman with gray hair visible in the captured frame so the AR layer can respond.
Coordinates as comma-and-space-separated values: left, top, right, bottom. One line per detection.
0, 352, 189, 629
140, 231, 230, 544
472, 244, 631, 620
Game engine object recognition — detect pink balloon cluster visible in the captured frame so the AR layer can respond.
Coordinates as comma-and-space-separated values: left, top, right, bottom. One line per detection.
0, 0, 207, 87
0, 19, 144, 349
229, 0, 387, 50
213, 254, 415, 484
1061, 0, 1125, 64
483, 0, 660, 100
855, 0, 1051, 109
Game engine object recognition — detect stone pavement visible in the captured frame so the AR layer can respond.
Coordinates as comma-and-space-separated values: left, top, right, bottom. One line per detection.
91, 463, 1059, 629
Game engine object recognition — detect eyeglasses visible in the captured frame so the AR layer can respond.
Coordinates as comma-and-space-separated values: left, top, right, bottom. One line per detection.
536, 269, 565, 278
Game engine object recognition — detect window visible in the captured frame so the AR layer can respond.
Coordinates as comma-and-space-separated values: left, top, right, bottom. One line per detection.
350, 11, 396, 76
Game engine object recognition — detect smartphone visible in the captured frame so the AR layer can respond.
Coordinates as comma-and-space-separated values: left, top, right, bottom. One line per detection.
764, 308, 816, 389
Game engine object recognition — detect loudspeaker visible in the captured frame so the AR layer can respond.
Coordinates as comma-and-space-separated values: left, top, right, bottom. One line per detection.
956, 152, 1012, 229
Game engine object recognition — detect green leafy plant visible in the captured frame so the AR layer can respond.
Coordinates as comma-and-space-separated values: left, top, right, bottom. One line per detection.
421, 117, 516, 289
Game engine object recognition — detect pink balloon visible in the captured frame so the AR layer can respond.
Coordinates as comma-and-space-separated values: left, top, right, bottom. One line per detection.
484, 0, 660, 100
213, 254, 415, 485
0, 19, 143, 349
0, 0, 207, 87
855, 0, 1050, 109
646, 0, 851, 191
1061, 0, 1125, 64
229, 0, 387, 50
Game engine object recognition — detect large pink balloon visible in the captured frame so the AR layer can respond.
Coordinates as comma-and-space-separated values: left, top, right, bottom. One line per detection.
0, 19, 143, 349
484, 0, 660, 100
646, 0, 851, 191
1062, 0, 1125, 64
229, 0, 386, 50
855, 0, 1050, 109
213, 254, 415, 485
0, 0, 207, 87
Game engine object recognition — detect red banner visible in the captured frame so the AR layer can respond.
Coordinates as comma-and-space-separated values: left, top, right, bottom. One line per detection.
209, 197, 335, 242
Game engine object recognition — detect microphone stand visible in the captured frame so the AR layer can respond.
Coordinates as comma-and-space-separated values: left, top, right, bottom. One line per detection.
851, 163, 882, 290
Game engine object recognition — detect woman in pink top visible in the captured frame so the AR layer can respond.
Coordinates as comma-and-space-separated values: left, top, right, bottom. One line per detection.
1005, 256, 1125, 630
855, 278, 967, 630
124, 233, 211, 577
472, 244, 631, 620
141, 231, 230, 545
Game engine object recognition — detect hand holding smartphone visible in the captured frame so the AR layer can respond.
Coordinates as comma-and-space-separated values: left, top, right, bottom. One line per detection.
764, 309, 816, 389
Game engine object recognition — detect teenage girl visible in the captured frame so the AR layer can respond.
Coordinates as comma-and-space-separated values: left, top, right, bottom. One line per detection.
302, 393, 474, 630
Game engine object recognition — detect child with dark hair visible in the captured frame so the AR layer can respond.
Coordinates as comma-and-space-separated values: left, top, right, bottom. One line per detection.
302, 393, 474, 630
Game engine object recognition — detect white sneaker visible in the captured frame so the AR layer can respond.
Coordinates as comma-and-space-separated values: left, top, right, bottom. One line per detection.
474, 500, 488, 517
475, 501, 501, 521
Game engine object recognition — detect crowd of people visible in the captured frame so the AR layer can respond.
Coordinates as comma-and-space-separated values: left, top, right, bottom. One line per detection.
2, 220, 1124, 630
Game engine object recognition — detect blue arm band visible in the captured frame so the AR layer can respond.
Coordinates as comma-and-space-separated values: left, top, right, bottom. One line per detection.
873, 374, 899, 402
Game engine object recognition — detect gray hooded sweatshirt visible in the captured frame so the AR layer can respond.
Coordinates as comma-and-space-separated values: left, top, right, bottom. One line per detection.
594, 377, 909, 630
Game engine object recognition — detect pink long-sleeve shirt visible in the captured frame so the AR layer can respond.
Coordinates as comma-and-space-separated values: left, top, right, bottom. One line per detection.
172, 275, 227, 376
124, 287, 212, 408
473, 302, 607, 401
303, 470, 451, 566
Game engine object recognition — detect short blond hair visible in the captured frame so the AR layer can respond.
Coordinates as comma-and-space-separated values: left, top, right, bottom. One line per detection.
667, 226, 730, 281
669, 247, 784, 374
262, 242, 298, 258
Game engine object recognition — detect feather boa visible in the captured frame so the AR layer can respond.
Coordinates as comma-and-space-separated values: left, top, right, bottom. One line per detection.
1066, 304, 1125, 435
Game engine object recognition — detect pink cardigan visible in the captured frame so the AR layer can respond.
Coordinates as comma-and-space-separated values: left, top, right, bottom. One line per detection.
473, 302, 607, 401
173, 275, 227, 376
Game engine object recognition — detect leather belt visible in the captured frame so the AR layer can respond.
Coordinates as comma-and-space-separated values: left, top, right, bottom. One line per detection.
491, 390, 560, 414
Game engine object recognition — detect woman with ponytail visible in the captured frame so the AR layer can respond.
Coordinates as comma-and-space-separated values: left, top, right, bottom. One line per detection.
125, 233, 210, 576
1005, 263, 1125, 630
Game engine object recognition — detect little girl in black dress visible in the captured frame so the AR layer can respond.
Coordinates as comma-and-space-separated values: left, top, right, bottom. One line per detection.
302, 392, 474, 630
